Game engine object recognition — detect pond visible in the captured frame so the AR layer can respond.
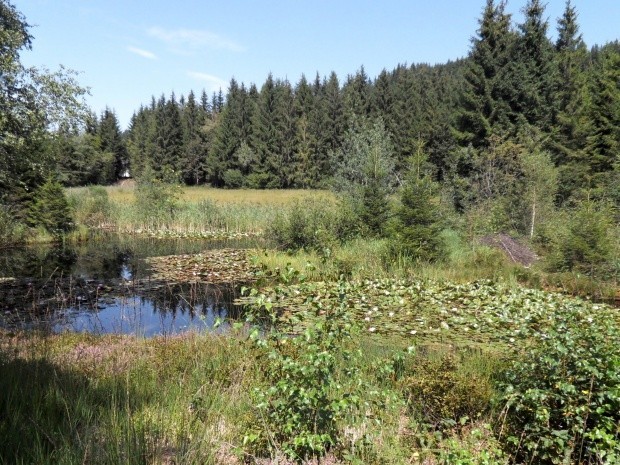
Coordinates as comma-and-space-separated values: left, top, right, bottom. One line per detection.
0, 235, 261, 337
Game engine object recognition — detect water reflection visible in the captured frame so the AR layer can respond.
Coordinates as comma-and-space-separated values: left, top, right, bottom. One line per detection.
0, 235, 257, 336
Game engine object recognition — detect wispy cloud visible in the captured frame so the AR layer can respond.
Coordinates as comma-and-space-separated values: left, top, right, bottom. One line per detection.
187, 71, 228, 91
147, 27, 245, 53
127, 46, 157, 60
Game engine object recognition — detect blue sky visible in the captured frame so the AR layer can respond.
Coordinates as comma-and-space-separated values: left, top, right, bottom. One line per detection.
16, 0, 620, 129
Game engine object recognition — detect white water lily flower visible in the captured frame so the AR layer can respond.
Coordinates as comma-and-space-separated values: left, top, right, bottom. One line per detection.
364, 316, 371, 322
368, 327, 376, 332
410, 330, 417, 335
388, 312, 394, 317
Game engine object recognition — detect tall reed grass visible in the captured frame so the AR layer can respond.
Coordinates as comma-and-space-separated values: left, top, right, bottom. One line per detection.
67, 185, 336, 236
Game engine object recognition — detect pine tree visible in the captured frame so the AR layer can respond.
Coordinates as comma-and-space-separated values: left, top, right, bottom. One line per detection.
27, 178, 74, 235
152, 94, 183, 181
180, 90, 207, 184
98, 108, 127, 179
333, 117, 394, 236
343, 66, 372, 120
293, 75, 319, 187
551, 1, 590, 201
584, 46, 620, 183
126, 106, 155, 180
391, 143, 445, 261
507, 0, 556, 131
455, 0, 514, 148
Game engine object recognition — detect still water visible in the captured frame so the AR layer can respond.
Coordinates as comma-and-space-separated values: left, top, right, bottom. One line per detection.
0, 236, 258, 336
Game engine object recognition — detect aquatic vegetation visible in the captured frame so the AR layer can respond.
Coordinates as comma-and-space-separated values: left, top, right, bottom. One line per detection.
238, 277, 619, 346
146, 248, 260, 285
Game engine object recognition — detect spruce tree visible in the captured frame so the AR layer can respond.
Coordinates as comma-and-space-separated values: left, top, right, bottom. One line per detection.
584, 47, 620, 183
392, 143, 445, 262
152, 94, 183, 181
455, 0, 514, 148
343, 66, 372, 120
507, 0, 556, 131
98, 108, 127, 180
28, 178, 74, 235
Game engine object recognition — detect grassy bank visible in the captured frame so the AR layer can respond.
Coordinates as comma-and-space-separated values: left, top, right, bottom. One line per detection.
67, 185, 336, 238
3, 263, 619, 463
0, 329, 507, 464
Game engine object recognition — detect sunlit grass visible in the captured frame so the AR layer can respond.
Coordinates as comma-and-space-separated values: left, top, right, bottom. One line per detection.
67, 184, 335, 206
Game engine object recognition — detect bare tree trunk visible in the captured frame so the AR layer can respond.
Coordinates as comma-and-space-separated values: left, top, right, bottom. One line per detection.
530, 198, 536, 239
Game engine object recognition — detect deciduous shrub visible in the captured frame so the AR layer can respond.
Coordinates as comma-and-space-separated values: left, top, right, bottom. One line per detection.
242, 283, 382, 461
266, 198, 357, 253
498, 305, 620, 464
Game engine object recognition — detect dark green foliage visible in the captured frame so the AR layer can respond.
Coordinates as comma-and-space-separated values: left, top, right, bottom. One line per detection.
222, 168, 244, 188
360, 177, 391, 237
455, 0, 514, 147
584, 47, 620, 182
98, 108, 127, 180
508, 0, 556, 131
27, 178, 74, 235
0, 0, 87, 219
551, 199, 614, 275
391, 149, 445, 262
266, 199, 356, 253
499, 306, 620, 464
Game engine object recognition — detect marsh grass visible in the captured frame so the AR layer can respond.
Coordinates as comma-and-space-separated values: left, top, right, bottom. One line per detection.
0, 327, 507, 464
254, 233, 525, 287
67, 185, 337, 237
0, 330, 257, 465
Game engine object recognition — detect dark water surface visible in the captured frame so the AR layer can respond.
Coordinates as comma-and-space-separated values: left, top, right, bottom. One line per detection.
0, 236, 259, 336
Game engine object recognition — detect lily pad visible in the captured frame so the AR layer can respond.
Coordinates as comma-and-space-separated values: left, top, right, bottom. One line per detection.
146, 249, 259, 285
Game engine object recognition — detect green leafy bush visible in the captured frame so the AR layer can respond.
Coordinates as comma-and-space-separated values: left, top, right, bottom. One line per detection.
266, 198, 356, 253
498, 306, 620, 464
222, 168, 244, 188
242, 282, 387, 461
134, 176, 180, 227
0, 203, 27, 246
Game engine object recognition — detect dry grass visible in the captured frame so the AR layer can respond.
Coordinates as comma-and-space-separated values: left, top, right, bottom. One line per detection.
83, 184, 336, 206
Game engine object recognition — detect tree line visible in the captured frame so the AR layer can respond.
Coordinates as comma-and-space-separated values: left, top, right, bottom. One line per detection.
50, 1, 618, 203
1, 0, 619, 255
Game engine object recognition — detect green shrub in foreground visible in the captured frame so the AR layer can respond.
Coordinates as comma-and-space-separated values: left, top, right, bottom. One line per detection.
498, 306, 620, 464
242, 282, 394, 462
